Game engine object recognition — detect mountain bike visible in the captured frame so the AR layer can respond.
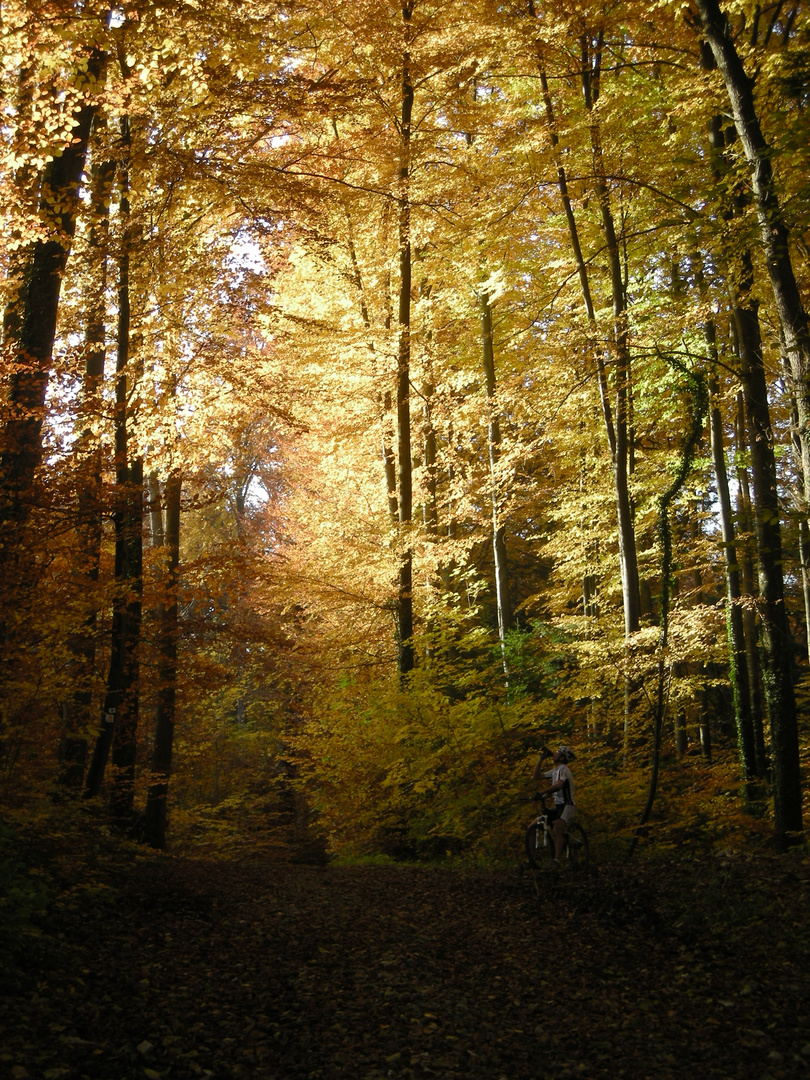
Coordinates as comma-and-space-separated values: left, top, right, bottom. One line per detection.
525, 798, 589, 872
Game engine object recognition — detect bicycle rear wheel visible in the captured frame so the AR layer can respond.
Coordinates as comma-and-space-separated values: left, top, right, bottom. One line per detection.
565, 822, 589, 871
525, 821, 554, 869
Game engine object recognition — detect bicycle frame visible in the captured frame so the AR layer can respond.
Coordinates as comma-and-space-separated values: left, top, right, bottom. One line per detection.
526, 808, 559, 866
533, 811, 552, 849
525, 802, 589, 872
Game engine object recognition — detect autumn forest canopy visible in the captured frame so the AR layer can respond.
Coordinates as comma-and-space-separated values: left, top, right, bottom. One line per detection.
2, 0, 810, 861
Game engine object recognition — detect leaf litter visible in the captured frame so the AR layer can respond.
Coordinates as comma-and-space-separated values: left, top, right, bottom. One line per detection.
0, 852, 808, 1079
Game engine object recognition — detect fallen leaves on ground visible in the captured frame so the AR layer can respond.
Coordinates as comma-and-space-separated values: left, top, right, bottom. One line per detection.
1, 852, 808, 1079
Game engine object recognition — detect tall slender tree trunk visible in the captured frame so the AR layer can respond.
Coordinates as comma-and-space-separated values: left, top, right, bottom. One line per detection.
108, 116, 143, 822
83, 261, 142, 804
343, 217, 399, 527
422, 376, 438, 540
579, 32, 640, 638
143, 471, 182, 849
381, 208, 400, 528
396, 2, 415, 679
75, 139, 114, 605
630, 360, 706, 856
421, 370, 441, 663
147, 472, 164, 547
781, 361, 810, 664
691, 244, 759, 776
798, 518, 810, 664
0, 49, 106, 617
84, 117, 143, 812
480, 288, 512, 673
696, 13, 803, 826
733, 389, 767, 772
382, 391, 400, 526
699, 8, 810, 820
59, 136, 116, 786
734, 281, 802, 833
696, 0, 810, 529
533, 24, 640, 641
572, 27, 641, 745
534, 53, 615, 459
2, 63, 40, 346
693, 43, 760, 780
440, 420, 459, 601
696, 30, 795, 813
707, 367, 758, 777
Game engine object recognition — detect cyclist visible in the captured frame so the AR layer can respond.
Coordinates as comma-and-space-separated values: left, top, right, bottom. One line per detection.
532, 745, 576, 863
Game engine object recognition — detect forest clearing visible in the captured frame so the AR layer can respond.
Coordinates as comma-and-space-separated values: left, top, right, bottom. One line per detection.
2, 1, 810, 1066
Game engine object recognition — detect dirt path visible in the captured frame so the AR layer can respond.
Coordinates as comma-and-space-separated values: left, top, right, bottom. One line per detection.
1, 855, 808, 1079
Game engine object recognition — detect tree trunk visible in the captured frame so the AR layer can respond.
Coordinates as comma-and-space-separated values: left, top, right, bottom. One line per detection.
147, 473, 164, 547
580, 32, 641, 638
696, 0, 810, 519
108, 116, 143, 823
422, 376, 438, 540
799, 517, 810, 665
533, 26, 640, 638
480, 288, 512, 672
707, 366, 758, 777
694, 41, 761, 781
60, 132, 115, 781
84, 117, 143, 814
142, 471, 182, 849
421, 372, 440, 663
439, 421, 459, 603
697, 687, 712, 762
537, 58, 615, 449
781, 361, 810, 665
396, 3, 415, 679
734, 282, 802, 833
343, 214, 399, 527
2, 62, 41, 345
674, 698, 688, 757
0, 50, 106, 601
630, 359, 706, 856
733, 389, 767, 773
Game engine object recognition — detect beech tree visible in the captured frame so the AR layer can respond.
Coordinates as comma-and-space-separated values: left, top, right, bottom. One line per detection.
0, 7, 107, 615
1, 0, 807, 852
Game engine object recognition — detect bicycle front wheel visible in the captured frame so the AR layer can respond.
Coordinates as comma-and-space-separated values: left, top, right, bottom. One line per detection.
565, 822, 590, 871
525, 821, 554, 869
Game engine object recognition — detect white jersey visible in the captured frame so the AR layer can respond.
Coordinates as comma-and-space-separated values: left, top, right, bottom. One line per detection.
544, 764, 575, 807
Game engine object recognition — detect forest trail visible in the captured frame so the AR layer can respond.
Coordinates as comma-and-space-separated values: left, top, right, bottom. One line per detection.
1, 853, 808, 1080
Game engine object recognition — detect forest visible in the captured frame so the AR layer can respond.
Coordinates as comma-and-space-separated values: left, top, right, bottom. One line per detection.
2, 0, 810, 869
2, 2, 810, 1078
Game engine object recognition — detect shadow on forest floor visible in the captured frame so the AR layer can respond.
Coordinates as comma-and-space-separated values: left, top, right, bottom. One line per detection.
0, 838, 808, 1080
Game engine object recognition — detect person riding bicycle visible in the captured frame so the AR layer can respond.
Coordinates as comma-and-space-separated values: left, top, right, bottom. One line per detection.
532, 745, 576, 863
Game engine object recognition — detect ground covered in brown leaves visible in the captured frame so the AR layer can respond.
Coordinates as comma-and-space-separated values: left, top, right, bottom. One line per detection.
1, 851, 809, 1080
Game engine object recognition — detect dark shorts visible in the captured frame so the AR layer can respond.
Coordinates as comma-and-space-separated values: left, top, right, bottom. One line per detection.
547, 804, 575, 825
